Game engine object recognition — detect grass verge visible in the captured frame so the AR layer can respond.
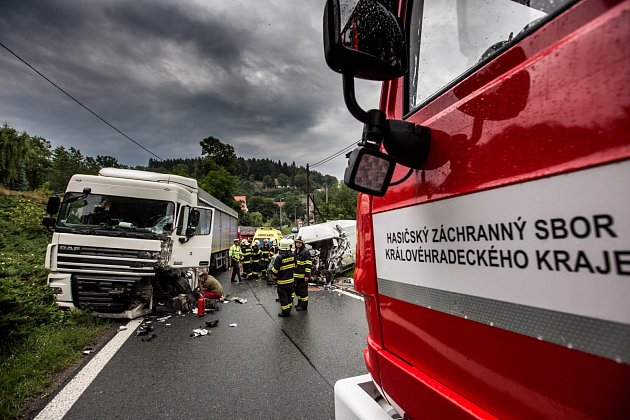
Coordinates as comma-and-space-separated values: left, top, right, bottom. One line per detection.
0, 190, 110, 419
0, 320, 108, 419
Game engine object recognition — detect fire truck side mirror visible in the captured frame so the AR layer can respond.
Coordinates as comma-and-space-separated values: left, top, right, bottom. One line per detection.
323, 0, 407, 81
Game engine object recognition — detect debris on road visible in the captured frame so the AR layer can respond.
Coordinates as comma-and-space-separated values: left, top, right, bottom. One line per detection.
118, 326, 128, 331
157, 315, 172, 322
136, 324, 154, 336
83, 348, 93, 355
191, 328, 209, 338
205, 320, 219, 328
229, 323, 237, 328
228, 297, 247, 304
142, 333, 157, 342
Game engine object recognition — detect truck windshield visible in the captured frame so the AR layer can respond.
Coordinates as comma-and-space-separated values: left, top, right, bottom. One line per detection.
57, 192, 175, 234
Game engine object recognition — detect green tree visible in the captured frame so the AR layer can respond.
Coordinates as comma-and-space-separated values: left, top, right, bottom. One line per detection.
262, 175, 275, 189
200, 136, 237, 173
24, 136, 52, 190
293, 172, 307, 191
0, 124, 28, 188
171, 164, 190, 177
277, 173, 289, 187
96, 155, 126, 169
318, 182, 357, 220
197, 164, 240, 211
48, 146, 88, 192
247, 196, 277, 220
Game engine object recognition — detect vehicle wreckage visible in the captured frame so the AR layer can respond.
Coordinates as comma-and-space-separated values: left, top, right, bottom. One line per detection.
295, 220, 356, 285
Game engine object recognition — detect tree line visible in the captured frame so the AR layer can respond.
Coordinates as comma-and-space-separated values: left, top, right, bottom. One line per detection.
0, 124, 356, 226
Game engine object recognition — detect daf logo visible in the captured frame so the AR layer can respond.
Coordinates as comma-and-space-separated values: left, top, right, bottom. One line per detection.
59, 245, 81, 252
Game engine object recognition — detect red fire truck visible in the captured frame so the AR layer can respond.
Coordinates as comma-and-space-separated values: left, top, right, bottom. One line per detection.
324, 0, 629, 418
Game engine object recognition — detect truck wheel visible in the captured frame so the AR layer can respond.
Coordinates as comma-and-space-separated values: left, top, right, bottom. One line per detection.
322, 270, 334, 285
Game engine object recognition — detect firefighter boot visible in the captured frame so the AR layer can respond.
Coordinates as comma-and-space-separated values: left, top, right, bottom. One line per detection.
296, 302, 308, 311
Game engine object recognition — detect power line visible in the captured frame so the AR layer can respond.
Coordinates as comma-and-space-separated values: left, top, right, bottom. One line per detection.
310, 140, 358, 168
0, 40, 164, 161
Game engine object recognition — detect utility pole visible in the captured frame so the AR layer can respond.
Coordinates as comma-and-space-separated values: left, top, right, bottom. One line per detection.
306, 164, 310, 225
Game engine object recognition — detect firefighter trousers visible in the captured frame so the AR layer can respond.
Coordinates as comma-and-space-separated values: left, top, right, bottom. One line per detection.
294, 278, 308, 309
277, 283, 294, 316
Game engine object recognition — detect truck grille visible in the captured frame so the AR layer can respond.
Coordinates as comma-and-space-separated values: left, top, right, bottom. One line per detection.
72, 274, 146, 312
57, 245, 157, 275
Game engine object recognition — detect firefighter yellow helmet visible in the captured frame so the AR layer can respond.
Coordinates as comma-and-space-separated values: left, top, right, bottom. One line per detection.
278, 238, 292, 251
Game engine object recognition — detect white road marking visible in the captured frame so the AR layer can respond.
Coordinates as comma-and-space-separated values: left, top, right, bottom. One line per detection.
35, 318, 142, 420
336, 288, 364, 301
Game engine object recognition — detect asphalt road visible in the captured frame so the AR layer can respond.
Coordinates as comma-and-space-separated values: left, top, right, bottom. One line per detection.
52, 272, 368, 420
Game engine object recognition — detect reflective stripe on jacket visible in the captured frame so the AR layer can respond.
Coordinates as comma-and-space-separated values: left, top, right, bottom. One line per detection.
272, 252, 295, 286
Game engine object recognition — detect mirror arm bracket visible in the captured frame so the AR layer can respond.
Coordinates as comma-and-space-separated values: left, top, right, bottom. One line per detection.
343, 73, 387, 147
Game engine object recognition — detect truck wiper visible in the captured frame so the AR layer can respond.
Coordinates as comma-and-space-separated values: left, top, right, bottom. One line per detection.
72, 225, 98, 235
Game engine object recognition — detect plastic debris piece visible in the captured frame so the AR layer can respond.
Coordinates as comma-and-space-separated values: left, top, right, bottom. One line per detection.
83, 348, 93, 355
205, 320, 219, 328
223, 300, 230, 304
229, 323, 237, 328
165, 323, 171, 326
191, 328, 209, 337
118, 326, 128, 331
157, 315, 172, 322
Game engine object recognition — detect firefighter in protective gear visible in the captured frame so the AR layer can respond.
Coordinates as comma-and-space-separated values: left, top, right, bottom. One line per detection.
229, 238, 242, 282
240, 239, 253, 280
293, 236, 312, 311
260, 239, 271, 276
271, 238, 296, 317
251, 241, 262, 279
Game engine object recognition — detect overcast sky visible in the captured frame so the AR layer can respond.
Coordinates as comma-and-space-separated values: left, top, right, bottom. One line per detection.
0, 0, 382, 180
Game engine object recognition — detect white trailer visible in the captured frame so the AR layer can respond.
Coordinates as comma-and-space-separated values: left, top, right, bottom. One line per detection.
43, 168, 238, 318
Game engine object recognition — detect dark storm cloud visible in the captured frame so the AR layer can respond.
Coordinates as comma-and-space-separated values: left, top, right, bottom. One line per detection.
0, 0, 379, 178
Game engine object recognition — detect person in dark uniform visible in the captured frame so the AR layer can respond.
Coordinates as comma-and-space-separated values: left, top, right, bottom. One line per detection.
271, 238, 296, 317
251, 241, 261, 279
240, 239, 253, 280
260, 239, 271, 277
293, 236, 312, 311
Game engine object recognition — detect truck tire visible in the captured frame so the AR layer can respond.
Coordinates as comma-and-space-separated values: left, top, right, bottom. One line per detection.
322, 270, 334, 285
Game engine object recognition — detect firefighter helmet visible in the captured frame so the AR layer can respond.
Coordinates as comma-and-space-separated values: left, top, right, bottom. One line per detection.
241, 239, 249, 246
295, 236, 304, 244
278, 238, 292, 251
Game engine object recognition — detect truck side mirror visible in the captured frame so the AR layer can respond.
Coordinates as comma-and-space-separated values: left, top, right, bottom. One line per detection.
42, 216, 56, 229
189, 209, 200, 228
46, 196, 61, 215
324, 0, 407, 81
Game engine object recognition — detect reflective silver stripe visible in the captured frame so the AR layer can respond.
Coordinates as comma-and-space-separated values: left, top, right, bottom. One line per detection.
378, 278, 630, 364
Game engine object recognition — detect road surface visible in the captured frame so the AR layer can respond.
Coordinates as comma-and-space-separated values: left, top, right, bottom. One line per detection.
36, 272, 368, 419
